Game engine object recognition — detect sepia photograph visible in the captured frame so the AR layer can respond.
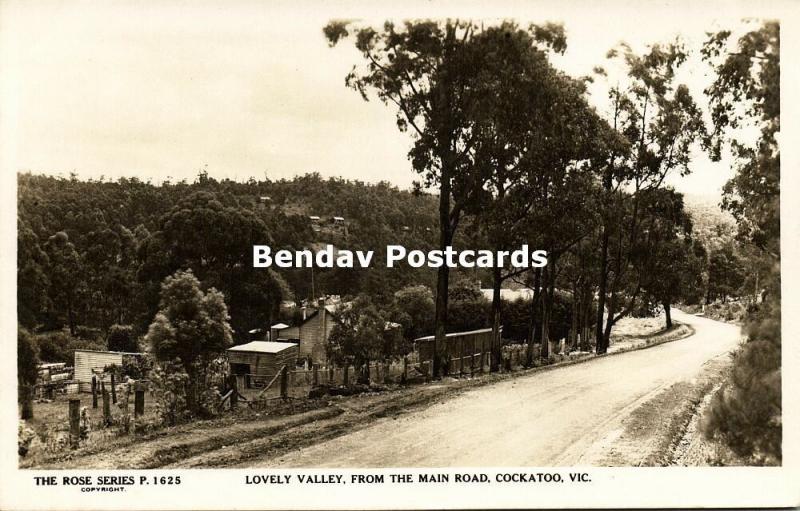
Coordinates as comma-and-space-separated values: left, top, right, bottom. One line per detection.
1, 1, 797, 509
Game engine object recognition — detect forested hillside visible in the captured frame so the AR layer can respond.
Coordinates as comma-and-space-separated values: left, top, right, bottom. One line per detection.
17, 171, 459, 343
683, 194, 737, 251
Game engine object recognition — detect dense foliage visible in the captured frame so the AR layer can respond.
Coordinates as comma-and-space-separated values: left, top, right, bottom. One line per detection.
17, 172, 450, 341
701, 21, 781, 464
146, 270, 233, 417
17, 329, 39, 387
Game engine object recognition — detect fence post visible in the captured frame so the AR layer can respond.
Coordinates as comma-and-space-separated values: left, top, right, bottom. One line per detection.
69, 399, 80, 448
111, 373, 117, 404
91, 375, 98, 409
481, 336, 486, 374
227, 374, 238, 410
134, 387, 145, 417
101, 381, 111, 426
280, 365, 288, 400
460, 337, 465, 377
120, 387, 130, 434
313, 364, 319, 386
402, 356, 408, 383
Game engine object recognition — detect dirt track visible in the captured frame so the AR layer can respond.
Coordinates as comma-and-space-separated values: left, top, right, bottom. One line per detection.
252, 310, 741, 467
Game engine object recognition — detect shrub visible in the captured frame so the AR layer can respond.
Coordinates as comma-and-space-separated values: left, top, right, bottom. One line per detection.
150, 360, 190, 426
500, 292, 575, 342
447, 282, 491, 333
145, 270, 232, 417
121, 354, 153, 380
704, 299, 781, 464
392, 285, 435, 341
18, 328, 39, 386
18, 420, 36, 457
75, 325, 103, 342
107, 324, 138, 352
35, 331, 106, 365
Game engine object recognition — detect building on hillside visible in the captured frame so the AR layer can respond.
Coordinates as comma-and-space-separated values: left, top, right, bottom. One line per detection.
73, 349, 145, 392
273, 298, 337, 365
480, 288, 534, 302
227, 341, 299, 388
331, 216, 348, 236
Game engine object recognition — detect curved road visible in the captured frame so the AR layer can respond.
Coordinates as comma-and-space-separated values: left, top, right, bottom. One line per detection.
259, 310, 742, 467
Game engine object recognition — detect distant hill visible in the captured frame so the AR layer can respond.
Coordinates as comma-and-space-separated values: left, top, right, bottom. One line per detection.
682, 193, 737, 251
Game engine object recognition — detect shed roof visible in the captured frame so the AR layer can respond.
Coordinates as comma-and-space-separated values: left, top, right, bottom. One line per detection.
271, 322, 290, 330
74, 349, 144, 356
227, 341, 298, 354
414, 327, 496, 342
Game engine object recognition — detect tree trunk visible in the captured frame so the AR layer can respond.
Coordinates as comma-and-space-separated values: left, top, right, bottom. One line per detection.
490, 265, 503, 372
540, 264, 551, 360
595, 225, 610, 354
361, 359, 370, 385
19, 385, 33, 420
603, 296, 615, 348
664, 301, 672, 329
433, 169, 453, 378
581, 288, 593, 351
525, 268, 542, 366
570, 284, 579, 352
67, 292, 76, 337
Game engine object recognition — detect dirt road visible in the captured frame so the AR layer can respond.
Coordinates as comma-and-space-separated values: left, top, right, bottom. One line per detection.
254, 310, 741, 467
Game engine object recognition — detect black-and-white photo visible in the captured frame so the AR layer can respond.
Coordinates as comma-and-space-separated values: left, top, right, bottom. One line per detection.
6, 0, 786, 499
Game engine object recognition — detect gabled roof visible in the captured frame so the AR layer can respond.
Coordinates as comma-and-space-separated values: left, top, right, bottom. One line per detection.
301, 303, 339, 323
271, 322, 290, 330
227, 341, 298, 354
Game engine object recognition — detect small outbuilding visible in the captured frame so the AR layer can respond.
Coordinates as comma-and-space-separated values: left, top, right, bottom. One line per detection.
227, 341, 299, 388
74, 349, 144, 392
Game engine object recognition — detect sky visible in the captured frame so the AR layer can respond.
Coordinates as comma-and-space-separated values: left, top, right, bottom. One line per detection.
0, 0, 783, 198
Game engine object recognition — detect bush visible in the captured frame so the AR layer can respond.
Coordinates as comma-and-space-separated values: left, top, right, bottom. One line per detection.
18, 421, 36, 457
392, 285, 435, 341
448, 296, 491, 333
18, 328, 39, 386
151, 360, 190, 426
500, 291, 574, 342
107, 324, 138, 352
121, 354, 153, 380
704, 299, 781, 464
35, 331, 106, 365
75, 325, 103, 342
151, 357, 225, 425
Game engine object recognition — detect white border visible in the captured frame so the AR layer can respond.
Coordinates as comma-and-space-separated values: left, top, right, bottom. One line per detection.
1, 1, 799, 509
